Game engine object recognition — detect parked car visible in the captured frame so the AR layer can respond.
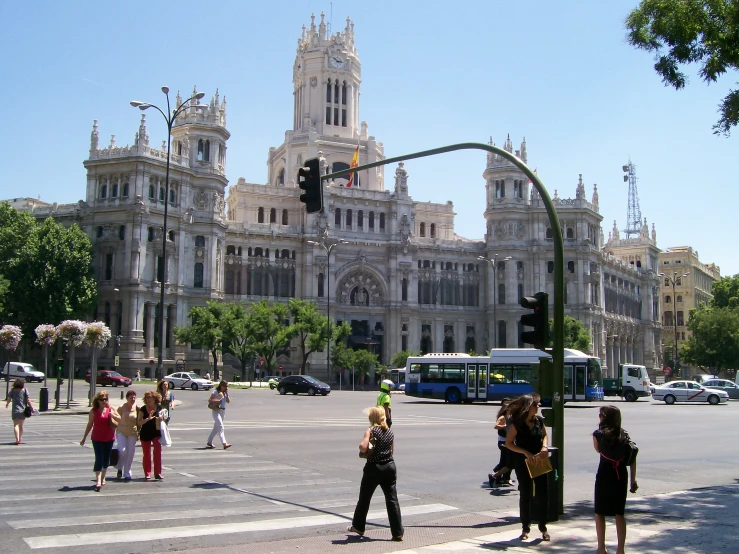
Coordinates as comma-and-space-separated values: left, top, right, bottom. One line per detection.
651, 380, 729, 405
276, 375, 331, 396
164, 372, 214, 391
1, 362, 45, 383
692, 374, 719, 383
85, 370, 132, 387
700, 379, 739, 399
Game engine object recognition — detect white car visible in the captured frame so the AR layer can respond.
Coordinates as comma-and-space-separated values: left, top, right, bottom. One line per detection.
164, 372, 214, 391
652, 380, 729, 405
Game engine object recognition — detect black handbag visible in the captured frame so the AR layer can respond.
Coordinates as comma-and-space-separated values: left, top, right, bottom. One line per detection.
110, 448, 119, 466
23, 391, 32, 418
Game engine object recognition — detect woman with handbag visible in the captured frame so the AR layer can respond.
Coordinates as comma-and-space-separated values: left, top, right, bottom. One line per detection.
5, 378, 33, 445
137, 390, 164, 480
115, 389, 138, 481
505, 393, 550, 542
206, 380, 231, 449
80, 391, 120, 491
593, 405, 638, 554
347, 406, 404, 541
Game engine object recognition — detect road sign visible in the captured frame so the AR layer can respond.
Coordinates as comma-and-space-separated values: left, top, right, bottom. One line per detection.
114, 356, 120, 367
279, 364, 284, 370
662, 366, 672, 376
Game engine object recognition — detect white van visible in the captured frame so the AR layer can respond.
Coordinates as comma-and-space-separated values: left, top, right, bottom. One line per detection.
1, 362, 45, 382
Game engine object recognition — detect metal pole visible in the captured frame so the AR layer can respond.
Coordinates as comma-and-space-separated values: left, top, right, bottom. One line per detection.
673, 274, 679, 378
327, 243, 331, 382
157, 109, 172, 383
493, 260, 497, 349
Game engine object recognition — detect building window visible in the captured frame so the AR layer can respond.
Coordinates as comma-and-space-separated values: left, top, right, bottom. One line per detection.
105, 253, 113, 280
148, 184, 155, 199
664, 311, 673, 327
498, 320, 507, 348
122, 182, 129, 197
270, 208, 276, 223
156, 256, 164, 283
278, 168, 285, 186
518, 283, 524, 303
335, 208, 342, 226
168, 230, 175, 243
677, 311, 684, 326
197, 139, 210, 162
369, 211, 375, 230
379, 213, 385, 231
547, 261, 554, 273
676, 277, 682, 286
112, 183, 118, 198
498, 283, 505, 304
357, 210, 364, 228
495, 180, 505, 198
430, 223, 436, 238
419, 222, 426, 237
568, 261, 575, 273
257, 207, 265, 223
346, 209, 353, 228
194, 263, 204, 288
664, 277, 670, 286
169, 188, 176, 204
118, 225, 125, 240
676, 295, 682, 303
566, 227, 574, 239
665, 295, 671, 303
402, 278, 408, 301
97, 226, 104, 238
282, 209, 288, 225
546, 227, 553, 239
100, 185, 108, 199
147, 227, 154, 242
318, 273, 324, 297
195, 235, 205, 247
159, 186, 165, 202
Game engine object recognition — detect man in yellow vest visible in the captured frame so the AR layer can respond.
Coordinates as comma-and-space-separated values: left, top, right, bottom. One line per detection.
377, 379, 394, 428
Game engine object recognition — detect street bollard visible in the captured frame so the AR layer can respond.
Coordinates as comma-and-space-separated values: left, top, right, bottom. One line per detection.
39, 387, 49, 412
120, 390, 124, 399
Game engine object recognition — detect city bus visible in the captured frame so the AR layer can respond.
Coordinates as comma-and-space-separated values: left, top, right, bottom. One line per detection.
404, 349, 604, 403
387, 368, 406, 388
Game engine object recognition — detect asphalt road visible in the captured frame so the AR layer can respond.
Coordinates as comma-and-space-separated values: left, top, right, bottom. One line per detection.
2, 382, 736, 553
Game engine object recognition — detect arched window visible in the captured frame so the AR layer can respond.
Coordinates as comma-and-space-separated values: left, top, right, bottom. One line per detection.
282, 209, 288, 225
254, 247, 263, 257
277, 168, 285, 186
274, 250, 279, 259
100, 185, 108, 199
357, 210, 364, 228
282, 249, 290, 259
265, 248, 270, 258
237, 247, 242, 256
122, 182, 129, 197
195, 235, 205, 247
430, 223, 436, 238
369, 211, 375, 230
665, 295, 671, 303
97, 226, 103, 238
346, 209, 353, 228
169, 188, 176, 204
379, 213, 386, 231
497, 261, 506, 271
546, 227, 553, 239
168, 230, 175, 243
226, 245, 235, 255
676, 295, 682, 303
248, 247, 252, 257
419, 222, 426, 237
423, 260, 430, 269
547, 261, 554, 273
159, 186, 165, 201
257, 207, 264, 223
118, 225, 125, 240
148, 184, 155, 199
112, 183, 118, 198
335, 208, 342, 226
270, 208, 276, 223
147, 227, 154, 242
517, 261, 524, 272
566, 227, 574, 239
567, 261, 575, 273
292, 250, 296, 259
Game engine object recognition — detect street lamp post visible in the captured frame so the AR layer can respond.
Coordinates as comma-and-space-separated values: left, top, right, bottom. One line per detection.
659, 271, 689, 378
308, 239, 348, 380
478, 254, 511, 349
130, 88, 206, 380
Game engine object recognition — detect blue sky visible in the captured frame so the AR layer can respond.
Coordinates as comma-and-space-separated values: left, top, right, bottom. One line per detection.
2, 1, 736, 275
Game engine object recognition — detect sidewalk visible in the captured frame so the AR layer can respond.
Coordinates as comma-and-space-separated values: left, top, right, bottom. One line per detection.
170, 484, 737, 554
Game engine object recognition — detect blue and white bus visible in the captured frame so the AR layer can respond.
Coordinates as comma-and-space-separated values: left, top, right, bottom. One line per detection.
404, 349, 604, 403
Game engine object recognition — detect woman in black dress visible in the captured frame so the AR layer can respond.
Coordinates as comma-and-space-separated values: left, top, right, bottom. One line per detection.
505, 394, 550, 541
593, 405, 638, 554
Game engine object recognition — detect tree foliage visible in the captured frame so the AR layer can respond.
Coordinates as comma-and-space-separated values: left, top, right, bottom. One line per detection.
680, 306, 739, 371
710, 274, 739, 308
626, 0, 739, 135
288, 298, 329, 375
221, 303, 258, 381
550, 316, 591, 352
175, 301, 227, 380
247, 300, 296, 374
0, 275, 8, 314
390, 350, 416, 369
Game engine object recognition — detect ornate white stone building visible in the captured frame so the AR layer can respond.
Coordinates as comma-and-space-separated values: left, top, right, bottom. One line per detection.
12, 14, 662, 379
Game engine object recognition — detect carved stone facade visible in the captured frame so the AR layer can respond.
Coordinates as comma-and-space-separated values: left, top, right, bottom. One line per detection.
11, 14, 662, 380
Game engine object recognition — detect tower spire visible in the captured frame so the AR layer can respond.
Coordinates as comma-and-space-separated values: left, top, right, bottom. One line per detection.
622, 159, 642, 238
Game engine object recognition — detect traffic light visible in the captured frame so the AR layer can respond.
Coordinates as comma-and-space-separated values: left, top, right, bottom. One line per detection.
56, 358, 64, 376
520, 291, 549, 350
530, 359, 553, 399
297, 158, 323, 213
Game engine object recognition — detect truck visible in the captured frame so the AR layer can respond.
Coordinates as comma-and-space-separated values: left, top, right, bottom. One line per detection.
602, 364, 652, 401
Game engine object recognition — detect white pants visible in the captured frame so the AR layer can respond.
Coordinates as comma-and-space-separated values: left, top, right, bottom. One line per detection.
207, 409, 226, 446
116, 433, 137, 478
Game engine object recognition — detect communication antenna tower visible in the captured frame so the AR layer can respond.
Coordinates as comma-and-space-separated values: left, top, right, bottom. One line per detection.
622, 160, 642, 238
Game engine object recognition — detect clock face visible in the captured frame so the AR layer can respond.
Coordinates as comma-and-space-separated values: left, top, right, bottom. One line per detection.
329, 55, 344, 69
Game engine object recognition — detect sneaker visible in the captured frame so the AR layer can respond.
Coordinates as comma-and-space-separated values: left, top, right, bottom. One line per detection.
488, 473, 496, 488
155, 474, 163, 480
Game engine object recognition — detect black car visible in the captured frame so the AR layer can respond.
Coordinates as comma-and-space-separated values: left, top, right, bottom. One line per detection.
276, 375, 331, 396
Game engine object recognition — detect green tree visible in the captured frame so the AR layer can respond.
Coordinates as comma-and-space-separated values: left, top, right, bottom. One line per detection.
709, 274, 739, 308
288, 298, 329, 375
390, 350, 416, 369
548, 316, 591, 352
0, 203, 36, 279
329, 322, 353, 379
175, 301, 227, 380
680, 306, 739, 372
626, 0, 739, 135
0, 275, 8, 314
221, 302, 258, 382
248, 300, 296, 374
351, 348, 380, 382
7, 218, 97, 336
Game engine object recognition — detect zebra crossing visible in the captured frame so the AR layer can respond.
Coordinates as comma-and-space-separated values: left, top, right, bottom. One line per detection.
1, 414, 460, 552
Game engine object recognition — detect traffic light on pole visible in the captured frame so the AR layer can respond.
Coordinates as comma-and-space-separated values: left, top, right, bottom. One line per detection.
520, 291, 549, 350
297, 158, 323, 214
56, 358, 64, 376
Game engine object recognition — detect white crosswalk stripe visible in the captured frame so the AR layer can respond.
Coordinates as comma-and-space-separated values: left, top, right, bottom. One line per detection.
1, 415, 460, 551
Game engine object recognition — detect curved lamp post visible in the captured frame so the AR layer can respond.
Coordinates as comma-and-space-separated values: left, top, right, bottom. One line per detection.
307, 239, 348, 381
130, 87, 206, 380
478, 254, 512, 349
659, 271, 689, 378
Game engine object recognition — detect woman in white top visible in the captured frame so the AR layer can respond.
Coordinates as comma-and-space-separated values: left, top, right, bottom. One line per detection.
115, 389, 138, 480
206, 380, 231, 450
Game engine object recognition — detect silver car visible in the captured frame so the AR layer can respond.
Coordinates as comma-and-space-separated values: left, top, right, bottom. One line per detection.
701, 379, 739, 399
652, 380, 729, 405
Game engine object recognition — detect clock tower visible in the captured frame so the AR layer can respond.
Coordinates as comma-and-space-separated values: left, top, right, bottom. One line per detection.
292, 13, 361, 139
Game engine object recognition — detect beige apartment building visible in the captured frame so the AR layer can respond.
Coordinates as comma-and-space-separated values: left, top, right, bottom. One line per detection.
658, 246, 721, 369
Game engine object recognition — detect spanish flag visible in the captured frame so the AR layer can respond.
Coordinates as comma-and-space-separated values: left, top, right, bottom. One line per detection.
346, 145, 359, 187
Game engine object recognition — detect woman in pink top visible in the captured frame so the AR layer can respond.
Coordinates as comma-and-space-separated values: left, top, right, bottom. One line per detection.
80, 391, 120, 491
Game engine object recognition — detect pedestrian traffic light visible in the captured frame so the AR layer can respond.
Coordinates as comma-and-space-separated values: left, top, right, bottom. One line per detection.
520, 291, 549, 350
56, 358, 64, 375
297, 158, 323, 214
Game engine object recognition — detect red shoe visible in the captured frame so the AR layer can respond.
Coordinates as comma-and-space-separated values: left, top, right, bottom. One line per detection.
223, 444, 232, 450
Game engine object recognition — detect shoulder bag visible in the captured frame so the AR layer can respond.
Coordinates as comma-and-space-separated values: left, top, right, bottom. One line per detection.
23, 391, 32, 418
208, 393, 222, 410
358, 428, 377, 459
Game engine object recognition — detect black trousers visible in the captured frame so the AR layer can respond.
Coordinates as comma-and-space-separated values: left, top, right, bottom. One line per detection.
515, 457, 548, 533
351, 461, 403, 537
493, 442, 511, 481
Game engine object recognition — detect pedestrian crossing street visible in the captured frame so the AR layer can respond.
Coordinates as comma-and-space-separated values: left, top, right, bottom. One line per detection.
0, 414, 462, 552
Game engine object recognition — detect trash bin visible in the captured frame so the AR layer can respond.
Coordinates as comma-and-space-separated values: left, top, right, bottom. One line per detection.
39, 387, 49, 412
530, 447, 559, 523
